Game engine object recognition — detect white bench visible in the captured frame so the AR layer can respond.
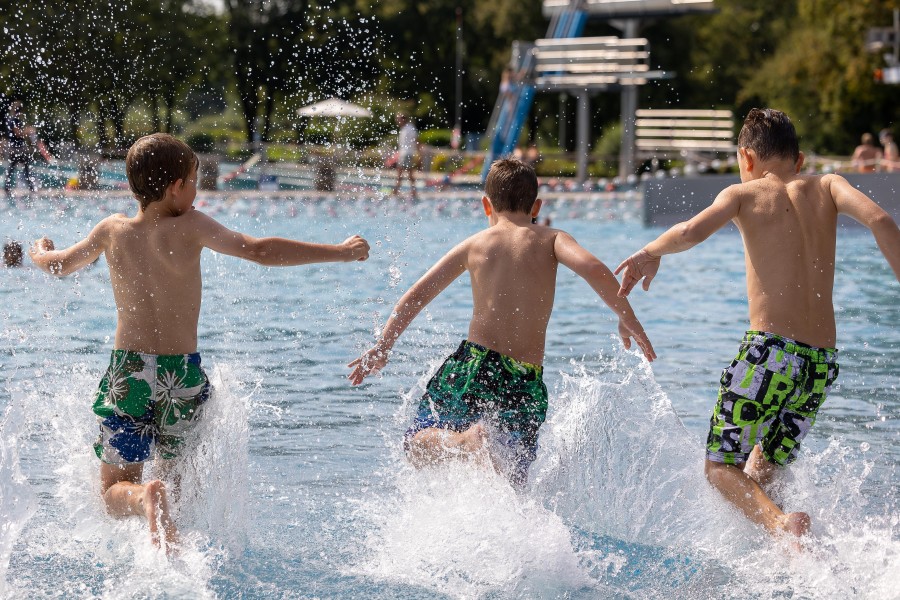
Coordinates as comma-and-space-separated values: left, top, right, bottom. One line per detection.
531, 36, 659, 90
635, 108, 735, 159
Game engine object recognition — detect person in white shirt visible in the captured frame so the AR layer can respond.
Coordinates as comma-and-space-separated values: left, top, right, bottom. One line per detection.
393, 113, 419, 199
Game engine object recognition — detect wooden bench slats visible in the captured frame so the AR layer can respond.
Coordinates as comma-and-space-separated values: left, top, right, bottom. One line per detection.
636, 139, 736, 150
637, 128, 733, 139
636, 109, 733, 118
635, 118, 733, 129
537, 63, 650, 74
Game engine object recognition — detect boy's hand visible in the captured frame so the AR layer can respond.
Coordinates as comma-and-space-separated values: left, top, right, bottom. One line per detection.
614, 249, 660, 296
29, 237, 55, 256
347, 345, 390, 385
342, 235, 370, 262
618, 317, 656, 362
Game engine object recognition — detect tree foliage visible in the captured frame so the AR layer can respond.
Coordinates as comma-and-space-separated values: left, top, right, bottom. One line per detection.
0, 0, 897, 154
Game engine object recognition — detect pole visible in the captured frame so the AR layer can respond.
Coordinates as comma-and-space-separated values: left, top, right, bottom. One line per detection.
618, 19, 639, 179
576, 90, 590, 184
452, 7, 463, 149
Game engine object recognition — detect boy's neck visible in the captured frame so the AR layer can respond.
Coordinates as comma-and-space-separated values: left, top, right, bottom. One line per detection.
135, 198, 179, 220
746, 160, 798, 182
490, 210, 533, 227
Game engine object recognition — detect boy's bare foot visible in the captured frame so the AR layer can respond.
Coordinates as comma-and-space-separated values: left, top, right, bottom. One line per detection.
778, 511, 811, 537
454, 422, 487, 453
407, 423, 490, 467
142, 480, 179, 551
777, 511, 811, 552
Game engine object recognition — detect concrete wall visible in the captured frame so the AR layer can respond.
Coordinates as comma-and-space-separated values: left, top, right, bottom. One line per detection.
642, 172, 900, 228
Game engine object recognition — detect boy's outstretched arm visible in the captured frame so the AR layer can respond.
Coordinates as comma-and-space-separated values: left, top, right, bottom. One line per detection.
194, 211, 369, 264
29, 219, 109, 276
615, 186, 741, 296
554, 232, 656, 361
829, 174, 900, 281
348, 242, 469, 385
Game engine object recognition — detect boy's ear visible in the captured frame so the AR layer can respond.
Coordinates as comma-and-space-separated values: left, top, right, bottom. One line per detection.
795, 151, 805, 173
531, 198, 543, 218
739, 147, 754, 172
481, 195, 492, 216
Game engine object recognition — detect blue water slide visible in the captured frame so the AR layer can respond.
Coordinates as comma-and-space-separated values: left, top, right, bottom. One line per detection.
481, 8, 587, 180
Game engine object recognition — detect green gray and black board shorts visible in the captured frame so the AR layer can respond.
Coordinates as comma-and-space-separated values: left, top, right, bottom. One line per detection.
706, 331, 839, 466
92, 350, 211, 464
406, 340, 548, 484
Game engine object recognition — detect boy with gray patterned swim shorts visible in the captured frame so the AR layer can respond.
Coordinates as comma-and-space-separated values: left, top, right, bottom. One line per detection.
617, 108, 900, 542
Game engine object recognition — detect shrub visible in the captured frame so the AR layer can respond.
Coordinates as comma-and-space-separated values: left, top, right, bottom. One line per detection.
187, 132, 216, 153
419, 129, 454, 147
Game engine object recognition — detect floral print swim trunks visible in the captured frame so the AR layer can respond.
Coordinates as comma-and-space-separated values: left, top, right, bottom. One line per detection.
92, 350, 211, 464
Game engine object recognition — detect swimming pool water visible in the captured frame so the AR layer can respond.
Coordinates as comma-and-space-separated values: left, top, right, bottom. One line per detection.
1, 192, 897, 598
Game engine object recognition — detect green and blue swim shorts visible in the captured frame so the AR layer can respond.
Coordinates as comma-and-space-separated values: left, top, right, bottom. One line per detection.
406, 340, 548, 484
92, 350, 211, 464
706, 331, 839, 466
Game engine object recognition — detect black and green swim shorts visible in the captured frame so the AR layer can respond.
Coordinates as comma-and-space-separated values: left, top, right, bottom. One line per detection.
406, 340, 549, 483
706, 331, 839, 466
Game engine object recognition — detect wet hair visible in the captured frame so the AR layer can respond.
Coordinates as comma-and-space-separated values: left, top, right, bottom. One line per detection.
125, 133, 198, 210
737, 108, 800, 162
484, 158, 538, 213
861, 132, 875, 146
3, 241, 23, 268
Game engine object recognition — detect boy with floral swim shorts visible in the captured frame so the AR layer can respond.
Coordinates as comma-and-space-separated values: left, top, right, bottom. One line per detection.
30, 133, 370, 551
616, 108, 900, 542
349, 158, 655, 485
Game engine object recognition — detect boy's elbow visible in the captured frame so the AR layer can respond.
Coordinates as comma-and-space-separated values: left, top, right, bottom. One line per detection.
678, 221, 705, 245
244, 239, 271, 265
871, 211, 899, 233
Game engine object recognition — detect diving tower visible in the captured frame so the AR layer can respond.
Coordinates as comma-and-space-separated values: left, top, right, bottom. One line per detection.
482, 0, 716, 181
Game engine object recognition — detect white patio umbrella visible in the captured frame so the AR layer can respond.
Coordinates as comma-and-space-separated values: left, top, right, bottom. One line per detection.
296, 98, 372, 118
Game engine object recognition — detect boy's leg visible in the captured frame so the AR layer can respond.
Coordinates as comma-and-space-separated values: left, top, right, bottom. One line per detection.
100, 462, 179, 549
704, 458, 809, 537
406, 423, 488, 467
744, 443, 778, 488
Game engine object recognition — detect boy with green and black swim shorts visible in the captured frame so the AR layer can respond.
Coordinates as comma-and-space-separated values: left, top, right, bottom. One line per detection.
616, 108, 900, 542
350, 158, 655, 485
30, 133, 370, 551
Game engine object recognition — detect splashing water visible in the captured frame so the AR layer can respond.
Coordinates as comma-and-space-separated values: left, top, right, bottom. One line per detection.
3, 362, 253, 598
350, 343, 900, 599
0, 401, 37, 598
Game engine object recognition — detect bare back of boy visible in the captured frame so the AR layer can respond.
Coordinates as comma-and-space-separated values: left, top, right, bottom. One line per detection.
466, 221, 559, 365
732, 174, 839, 348
103, 212, 205, 355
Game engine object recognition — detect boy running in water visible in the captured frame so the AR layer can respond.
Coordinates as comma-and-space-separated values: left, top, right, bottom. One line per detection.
349, 158, 654, 485
616, 109, 900, 540
30, 133, 370, 551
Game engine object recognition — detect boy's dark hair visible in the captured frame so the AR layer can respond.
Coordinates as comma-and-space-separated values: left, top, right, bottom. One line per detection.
737, 108, 800, 163
485, 158, 538, 213
4, 241, 23, 268
125, 133, 198, 210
